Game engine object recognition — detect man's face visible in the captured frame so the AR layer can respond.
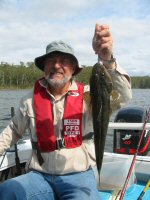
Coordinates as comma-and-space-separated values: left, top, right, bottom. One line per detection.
44, 52, 75, 88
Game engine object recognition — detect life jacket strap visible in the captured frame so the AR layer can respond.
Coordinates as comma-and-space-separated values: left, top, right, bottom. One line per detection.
31, 139, 66, 165
31, 141, 44, 166
31, 133, 94, 165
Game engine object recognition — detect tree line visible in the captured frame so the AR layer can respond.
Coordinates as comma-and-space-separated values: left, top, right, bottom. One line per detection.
0, 62, 149, 89
0, 62, 43, 89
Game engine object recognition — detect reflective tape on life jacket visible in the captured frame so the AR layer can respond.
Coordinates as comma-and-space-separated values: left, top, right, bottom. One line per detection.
34, 79, 84, 152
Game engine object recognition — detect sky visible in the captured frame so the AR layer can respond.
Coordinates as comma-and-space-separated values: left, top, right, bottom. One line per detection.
0, 0, 150, 76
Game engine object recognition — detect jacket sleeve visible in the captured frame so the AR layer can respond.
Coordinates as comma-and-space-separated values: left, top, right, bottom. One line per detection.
0, 95, 30, 156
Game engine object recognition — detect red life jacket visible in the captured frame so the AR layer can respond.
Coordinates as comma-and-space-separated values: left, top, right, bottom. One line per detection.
34, 79, 84, 152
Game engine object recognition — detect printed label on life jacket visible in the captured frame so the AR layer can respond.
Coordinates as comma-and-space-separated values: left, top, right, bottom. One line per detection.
64, 119, 80, 137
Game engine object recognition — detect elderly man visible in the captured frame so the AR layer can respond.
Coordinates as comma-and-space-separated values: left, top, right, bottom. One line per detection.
0, 24, 132, 200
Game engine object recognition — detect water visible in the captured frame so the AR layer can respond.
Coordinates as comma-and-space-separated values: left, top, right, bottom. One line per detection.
0, 89, 31, 130
0, 89, 150, 152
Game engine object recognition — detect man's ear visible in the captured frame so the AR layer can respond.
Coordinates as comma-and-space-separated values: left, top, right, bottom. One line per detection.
72, 64, 76, 74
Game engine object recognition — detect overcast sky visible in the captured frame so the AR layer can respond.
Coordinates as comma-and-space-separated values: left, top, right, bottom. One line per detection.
0, 0, 150, 76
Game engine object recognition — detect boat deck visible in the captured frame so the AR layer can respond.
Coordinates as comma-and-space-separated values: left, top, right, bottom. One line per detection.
99, 181, 150, 200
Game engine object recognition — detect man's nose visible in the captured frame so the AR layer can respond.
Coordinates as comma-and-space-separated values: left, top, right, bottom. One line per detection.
54, 59, 62, 69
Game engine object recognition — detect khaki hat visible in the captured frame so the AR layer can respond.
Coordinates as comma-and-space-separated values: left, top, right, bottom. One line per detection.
34, 40, 82, 75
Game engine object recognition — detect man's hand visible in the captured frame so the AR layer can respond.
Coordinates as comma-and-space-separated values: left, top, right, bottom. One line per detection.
92, 23, 113, 62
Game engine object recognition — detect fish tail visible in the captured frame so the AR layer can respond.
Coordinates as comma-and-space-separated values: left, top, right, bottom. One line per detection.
98, 174, 101, 188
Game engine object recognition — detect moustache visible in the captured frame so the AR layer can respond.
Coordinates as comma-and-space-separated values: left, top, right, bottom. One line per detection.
48, 70, 64, 79
50, 68, 64, 74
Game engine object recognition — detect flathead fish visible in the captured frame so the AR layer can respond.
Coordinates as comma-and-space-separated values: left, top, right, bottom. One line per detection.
90, 62, 113, 187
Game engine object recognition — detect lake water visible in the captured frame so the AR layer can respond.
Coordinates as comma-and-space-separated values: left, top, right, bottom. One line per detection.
0, 89, 150, 152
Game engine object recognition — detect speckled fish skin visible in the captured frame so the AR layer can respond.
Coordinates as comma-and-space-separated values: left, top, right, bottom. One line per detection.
90, 62, 113, 186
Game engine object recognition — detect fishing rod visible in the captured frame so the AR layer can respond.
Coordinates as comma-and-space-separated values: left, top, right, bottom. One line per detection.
137, 179, 150, 200
0, 151, 7, 168
119, 107, 150, 200
11, 107, 22, 176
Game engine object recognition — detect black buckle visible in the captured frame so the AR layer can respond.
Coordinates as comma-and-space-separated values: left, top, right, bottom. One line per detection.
56, 139, 66, 150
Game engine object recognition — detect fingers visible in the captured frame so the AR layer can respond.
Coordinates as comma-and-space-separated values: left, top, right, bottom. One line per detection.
100, 37, 113, 50
100, 40, 113, 51
94, 23, 109, 34
93, 23, 113, 52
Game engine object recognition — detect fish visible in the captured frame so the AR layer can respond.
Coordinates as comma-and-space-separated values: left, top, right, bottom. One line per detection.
90, 62, 113, 187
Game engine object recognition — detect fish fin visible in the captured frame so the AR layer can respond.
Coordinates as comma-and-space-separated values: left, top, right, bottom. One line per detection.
110, 90, 122, 114
110, 90, 120, 101
84, 91, 92, 112
99, 174, 101, 189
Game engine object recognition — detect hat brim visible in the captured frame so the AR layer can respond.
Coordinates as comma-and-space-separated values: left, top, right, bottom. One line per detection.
34, 51, 82, 76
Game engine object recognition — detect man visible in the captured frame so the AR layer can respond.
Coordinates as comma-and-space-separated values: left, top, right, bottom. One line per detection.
0, 24, 132, 200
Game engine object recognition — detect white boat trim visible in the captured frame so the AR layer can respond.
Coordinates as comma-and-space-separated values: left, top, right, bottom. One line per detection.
108, 122, 150, 130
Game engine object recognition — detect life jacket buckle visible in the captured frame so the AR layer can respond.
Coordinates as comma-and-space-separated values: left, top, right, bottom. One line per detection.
56, 138, 66, 150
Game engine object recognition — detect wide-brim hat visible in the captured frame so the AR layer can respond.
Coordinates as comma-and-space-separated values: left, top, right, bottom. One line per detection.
34, 40, 82, 76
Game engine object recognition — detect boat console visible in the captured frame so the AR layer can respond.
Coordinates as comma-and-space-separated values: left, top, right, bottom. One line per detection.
113, 106, 150, 155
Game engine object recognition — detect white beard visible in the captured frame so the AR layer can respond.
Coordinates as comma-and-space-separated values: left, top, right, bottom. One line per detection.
46, 75, 71, 89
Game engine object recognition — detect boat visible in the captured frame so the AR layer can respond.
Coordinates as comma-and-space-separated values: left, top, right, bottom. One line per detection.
0, 106, 150, 199
0, 139, 32, 181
